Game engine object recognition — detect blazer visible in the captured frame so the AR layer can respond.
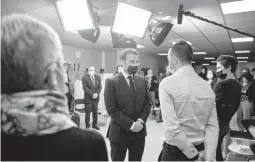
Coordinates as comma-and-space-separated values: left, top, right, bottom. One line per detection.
82, 74, 102, 104
104, 73, 151, 142
1, 128, 108, 161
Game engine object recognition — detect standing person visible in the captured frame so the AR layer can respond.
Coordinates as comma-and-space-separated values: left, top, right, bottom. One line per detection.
207, 70, 217, 89
198, 66, 208, 81
114, 65, 123, 75
64, 60, 74, 111
213, 55, 241, 161
1, 14, 108, 161
159, 41, 219, 161
157, 71, 166, 123
104, 48, 151, 161
237, 71, 254, 126
82, 66, 102, 130
146, 68, 158, 111
252, 68, 255, 80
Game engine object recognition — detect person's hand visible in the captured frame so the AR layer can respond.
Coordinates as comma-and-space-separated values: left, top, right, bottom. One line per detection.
195, 150, 205, 161
130, 121, 143, 132
92, 93, 98, 99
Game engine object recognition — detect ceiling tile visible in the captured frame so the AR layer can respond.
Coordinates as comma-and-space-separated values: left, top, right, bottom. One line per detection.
224, 11, 255, 23
229, 27, 255, 38
233, 42, 253, 51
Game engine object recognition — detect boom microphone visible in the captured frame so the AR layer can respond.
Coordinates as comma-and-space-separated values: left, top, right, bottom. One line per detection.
178, 4, 184, 24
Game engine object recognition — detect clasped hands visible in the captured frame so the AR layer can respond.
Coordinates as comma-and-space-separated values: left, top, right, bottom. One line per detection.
130, 120, 143, 132
92, 93, 98, 99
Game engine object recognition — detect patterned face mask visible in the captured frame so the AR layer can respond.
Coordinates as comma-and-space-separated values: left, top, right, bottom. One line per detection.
1, 90, 76, 136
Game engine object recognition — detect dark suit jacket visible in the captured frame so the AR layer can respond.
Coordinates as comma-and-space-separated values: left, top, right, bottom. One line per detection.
104, 72, 151, 143
82, 74, 102, 104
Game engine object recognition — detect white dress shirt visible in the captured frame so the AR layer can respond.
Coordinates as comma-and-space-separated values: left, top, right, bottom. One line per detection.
159, 65, 219, 161
121, 71, 143, 129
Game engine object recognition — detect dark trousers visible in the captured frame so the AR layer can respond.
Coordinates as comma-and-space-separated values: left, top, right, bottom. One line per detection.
85, 103, 98, 127
159, 142, 204, 161
65, 83, 72, 112
110, 135, 145, 161
216, 123, 230, 161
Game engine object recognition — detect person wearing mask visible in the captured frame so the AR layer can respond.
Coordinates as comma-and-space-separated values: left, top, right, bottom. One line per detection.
1, 14, 108, 161
237, 71, 254, 127
104, 49, 151, 161
198, 66, 208, 81
207, 70, 217, 89
213, 55, 241, 161
82, 66, 102, 130
252, 68, 255, 80
146, 68, 158, 111
114, 65, 123, 75
159, 41, 219, 161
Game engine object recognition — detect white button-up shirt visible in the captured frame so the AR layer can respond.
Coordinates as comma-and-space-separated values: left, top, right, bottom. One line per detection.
159, 65, 219, 161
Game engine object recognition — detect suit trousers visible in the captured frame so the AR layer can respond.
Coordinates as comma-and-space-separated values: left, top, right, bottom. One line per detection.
216, 123, 230, 161
159, 142, 204, 161
85, 103, 98, 127
110, 134, 145, 161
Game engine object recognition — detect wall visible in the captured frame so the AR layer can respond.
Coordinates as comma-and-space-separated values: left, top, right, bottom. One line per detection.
62, 45, 102, 75
104, 50, 117, 73
194, 65, 216, 74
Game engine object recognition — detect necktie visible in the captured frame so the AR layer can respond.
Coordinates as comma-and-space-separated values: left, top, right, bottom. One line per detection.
91, 76, 95, 87
127, 76, 136, 99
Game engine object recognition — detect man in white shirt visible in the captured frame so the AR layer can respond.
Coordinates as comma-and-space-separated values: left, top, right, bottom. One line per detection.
159, 41, 219, 161
104, 48, 151, 161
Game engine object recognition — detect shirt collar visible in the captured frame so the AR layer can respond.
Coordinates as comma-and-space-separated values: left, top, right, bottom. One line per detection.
173, 64, 196, 77
121, 70, 131, 79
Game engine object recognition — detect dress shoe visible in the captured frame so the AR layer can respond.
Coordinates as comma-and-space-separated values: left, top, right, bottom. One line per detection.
86, 126, 90, 129
92, 125, 100, 130
157, 120, 163, 123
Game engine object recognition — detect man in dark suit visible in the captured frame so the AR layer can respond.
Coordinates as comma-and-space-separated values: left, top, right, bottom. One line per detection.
104, 49, 151, 161
82, 66, 101, 130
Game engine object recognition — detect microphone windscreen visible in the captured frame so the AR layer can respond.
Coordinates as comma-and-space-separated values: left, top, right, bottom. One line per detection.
177, 10, 183, 24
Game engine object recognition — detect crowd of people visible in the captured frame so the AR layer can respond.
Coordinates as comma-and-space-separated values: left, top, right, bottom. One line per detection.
2, 14, 255, 161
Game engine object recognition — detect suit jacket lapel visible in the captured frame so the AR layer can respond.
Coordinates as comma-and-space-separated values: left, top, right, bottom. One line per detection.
118, 73, 132, 94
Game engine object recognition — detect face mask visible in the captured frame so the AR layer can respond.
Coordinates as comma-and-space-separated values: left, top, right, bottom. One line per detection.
216, 70, 227, 80
127, 65, 138, 75
89, 71, 95, 76
207, 74, 213, 79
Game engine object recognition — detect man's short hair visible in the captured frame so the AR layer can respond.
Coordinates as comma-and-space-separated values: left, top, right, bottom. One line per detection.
216, 55, 238, 73
170, 41, 193, 63
119, 48, 139, 61
1, 14, 62, 94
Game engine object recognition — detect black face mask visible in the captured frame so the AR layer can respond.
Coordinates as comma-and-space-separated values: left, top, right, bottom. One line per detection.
217, 70, 227, 80
127, 65, 138, 75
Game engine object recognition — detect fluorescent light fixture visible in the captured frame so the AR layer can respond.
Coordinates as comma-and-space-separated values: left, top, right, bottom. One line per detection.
137, 45, 145, 48
231, 37, 254, 43
238, 61, 247, 63
172, 41, 192, 45
192, 61, 196, 63
237, 57, 248, 59
158, 53, 168, 56
194, 52, 207, 55
204, 57, 214, 60
112, 2, 152, 38
55, 0, 95, 31
221, 0, 255, 14
235, 50, 250, 54
202, 63, 210, 66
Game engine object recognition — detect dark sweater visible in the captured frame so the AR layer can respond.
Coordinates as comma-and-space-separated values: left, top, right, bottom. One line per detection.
213, 79, 241, 125
1, 127, 108, 161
